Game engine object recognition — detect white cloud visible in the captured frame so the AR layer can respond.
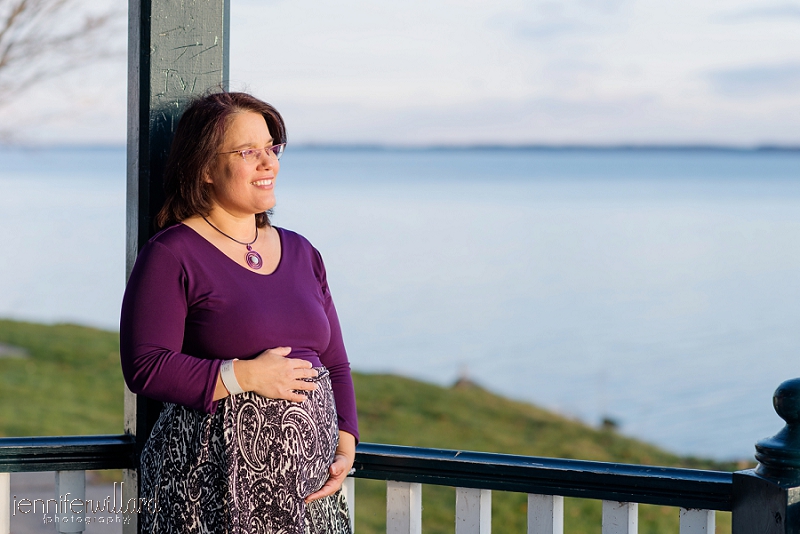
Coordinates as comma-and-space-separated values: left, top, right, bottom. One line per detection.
708, 62, 800, 97
714, 3, 800, 22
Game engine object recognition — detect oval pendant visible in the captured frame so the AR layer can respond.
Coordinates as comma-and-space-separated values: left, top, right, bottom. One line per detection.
246, 250, 263, 270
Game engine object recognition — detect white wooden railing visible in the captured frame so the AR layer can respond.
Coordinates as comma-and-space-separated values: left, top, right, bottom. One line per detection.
0, 470, 718, 534
343, 476, 716, 534
349, 442, 732, 534
1, 406, 799, 534
0, 440, 725, 534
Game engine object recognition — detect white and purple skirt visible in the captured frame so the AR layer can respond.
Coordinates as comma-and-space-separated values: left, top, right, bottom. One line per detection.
139, 367, 351, 534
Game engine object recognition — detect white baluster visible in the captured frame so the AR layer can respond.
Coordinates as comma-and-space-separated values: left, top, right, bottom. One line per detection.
342, 476, 355, 533
679, 508, 714, 533
527, 494, 563, 534
455, 487, 491, 534
386, 481, 422, 534
602, 501, 637, 534
122, 468, 138, 534
0, 473, 9, 534
55, 471, 85, 533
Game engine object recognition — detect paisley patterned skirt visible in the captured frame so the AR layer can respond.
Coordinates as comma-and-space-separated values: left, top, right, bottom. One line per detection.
139, 367, 352, 534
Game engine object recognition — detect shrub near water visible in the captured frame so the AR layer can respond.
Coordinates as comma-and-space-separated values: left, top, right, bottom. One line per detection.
0, 319, 737, 532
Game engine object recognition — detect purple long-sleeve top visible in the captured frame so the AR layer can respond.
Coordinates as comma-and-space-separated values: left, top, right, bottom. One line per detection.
119, 223, 359, 441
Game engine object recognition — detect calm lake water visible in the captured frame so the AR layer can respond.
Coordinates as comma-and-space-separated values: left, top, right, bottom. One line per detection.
2, 145, 800, 460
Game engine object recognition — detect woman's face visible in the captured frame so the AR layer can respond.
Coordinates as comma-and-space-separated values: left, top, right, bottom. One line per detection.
206, 111, 279, 218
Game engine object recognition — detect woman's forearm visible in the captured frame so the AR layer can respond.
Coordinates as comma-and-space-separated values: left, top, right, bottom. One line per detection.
212, 371, 230, 401
337, 430, 356, 462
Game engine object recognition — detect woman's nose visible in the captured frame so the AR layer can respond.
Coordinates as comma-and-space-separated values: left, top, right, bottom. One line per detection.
257, 148, 277, 167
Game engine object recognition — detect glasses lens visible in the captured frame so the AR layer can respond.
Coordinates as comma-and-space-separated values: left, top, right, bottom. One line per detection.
270, 144, 285, 160
240, 149, 258, 162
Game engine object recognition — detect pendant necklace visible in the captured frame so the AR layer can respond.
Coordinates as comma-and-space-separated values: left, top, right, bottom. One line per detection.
202, 217, 263, 269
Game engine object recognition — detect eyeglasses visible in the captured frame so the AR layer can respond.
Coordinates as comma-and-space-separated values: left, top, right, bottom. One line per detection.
219, 143, 286, 162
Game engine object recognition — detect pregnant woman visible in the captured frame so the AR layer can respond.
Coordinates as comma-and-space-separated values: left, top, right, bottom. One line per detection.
120, 91, 358, 533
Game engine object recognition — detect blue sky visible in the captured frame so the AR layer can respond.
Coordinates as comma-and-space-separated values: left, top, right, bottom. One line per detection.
8, 0, 800, 145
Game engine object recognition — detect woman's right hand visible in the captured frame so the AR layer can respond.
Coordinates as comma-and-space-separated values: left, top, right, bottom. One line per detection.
235, 347, 318, 402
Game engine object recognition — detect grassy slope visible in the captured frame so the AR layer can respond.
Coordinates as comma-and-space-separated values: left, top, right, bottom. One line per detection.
0, 319, 122, 436
0, 319, 738, 532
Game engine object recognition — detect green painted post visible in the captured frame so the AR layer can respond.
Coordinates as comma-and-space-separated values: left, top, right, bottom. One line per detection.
124, 0, 229, 531
733, 378, 800, 533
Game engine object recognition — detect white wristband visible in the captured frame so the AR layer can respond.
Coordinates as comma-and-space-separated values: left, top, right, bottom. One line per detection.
220, 359, 245, 395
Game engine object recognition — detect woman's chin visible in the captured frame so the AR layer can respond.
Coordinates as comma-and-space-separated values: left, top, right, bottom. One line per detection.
251, 196, 276, 214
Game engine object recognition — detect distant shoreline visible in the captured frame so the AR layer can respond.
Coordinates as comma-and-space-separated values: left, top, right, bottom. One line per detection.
298, 143, 800, 153
2, 143, 800, 153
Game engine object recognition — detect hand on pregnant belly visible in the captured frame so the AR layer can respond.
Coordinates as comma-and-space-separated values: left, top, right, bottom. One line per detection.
237, 346, 319, 402
305, 431, 356, 504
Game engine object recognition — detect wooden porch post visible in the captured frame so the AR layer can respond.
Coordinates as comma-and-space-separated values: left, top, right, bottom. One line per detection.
123, 0, 229, 531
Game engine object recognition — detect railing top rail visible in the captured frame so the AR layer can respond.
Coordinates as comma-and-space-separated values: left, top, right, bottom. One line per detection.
354, 443, 734, 510
0, 434, 135, 472
0, 435, 734, 510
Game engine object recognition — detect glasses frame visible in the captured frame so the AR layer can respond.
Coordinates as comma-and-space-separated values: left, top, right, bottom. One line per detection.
218, 143, 286, 162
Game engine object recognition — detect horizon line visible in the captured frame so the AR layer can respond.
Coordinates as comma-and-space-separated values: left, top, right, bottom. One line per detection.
295, 142, 800, 152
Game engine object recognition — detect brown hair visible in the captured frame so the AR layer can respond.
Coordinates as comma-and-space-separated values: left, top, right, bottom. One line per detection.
155, 91, 287, 229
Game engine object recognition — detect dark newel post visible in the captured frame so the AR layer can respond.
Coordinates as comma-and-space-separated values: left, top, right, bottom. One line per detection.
733, 378, 800, 534
124, 0, 229, 531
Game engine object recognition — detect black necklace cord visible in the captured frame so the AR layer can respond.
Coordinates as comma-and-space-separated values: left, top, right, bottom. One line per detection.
202, 216, 258, 247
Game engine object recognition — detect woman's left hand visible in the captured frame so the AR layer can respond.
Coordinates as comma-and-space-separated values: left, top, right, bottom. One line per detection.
305, 430, 356, 503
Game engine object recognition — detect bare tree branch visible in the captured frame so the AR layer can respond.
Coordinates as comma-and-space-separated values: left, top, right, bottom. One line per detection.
0, 0, 124, 112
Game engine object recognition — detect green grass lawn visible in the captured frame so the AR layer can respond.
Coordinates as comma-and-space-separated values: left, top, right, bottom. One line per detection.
0, 318, 741, 532
0, 319, 122, 436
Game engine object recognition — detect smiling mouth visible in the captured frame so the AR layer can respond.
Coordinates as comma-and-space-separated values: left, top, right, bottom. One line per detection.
252, 179, 273, 186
